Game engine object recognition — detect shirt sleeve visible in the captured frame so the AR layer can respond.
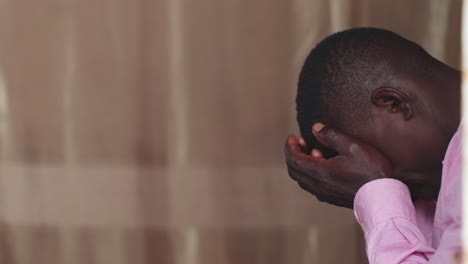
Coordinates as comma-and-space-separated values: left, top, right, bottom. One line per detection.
354, 178, 460, 264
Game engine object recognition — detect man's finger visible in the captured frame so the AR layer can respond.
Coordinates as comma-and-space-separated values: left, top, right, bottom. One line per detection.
312, 123, 361, 154
285, 135, 307, 169
284, 135, 323, 168
287, 162, 322, 184
285, 135, 301, 154
285, 135, 311, 161
298, 136, 310, 154
311, 148, 323, 158
298, 136, 306, 147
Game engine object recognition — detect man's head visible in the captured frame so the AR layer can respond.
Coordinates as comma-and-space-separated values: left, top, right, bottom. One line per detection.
296, 28, 460, 200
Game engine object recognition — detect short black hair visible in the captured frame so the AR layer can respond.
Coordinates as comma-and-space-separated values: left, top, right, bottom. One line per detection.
296, 27, 434, 155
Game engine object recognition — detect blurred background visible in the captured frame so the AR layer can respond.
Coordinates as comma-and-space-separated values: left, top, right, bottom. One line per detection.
0, 0, 462, 263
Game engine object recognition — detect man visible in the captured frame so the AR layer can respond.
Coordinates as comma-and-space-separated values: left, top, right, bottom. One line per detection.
285, 28, 461, 263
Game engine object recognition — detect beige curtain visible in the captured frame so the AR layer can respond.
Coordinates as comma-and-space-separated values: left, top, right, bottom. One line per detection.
0, 0, 460, 263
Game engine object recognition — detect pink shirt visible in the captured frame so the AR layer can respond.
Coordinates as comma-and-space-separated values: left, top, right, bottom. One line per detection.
354, 124, 462, 263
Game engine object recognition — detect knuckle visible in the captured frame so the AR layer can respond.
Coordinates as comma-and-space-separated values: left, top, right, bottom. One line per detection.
323, 127, 338, 139
326, 128, 337, 137
347, 143, 361, 154
315, 174, 328, 185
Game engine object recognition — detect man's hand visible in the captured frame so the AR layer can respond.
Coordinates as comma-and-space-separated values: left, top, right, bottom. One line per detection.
285, 123, 393, 208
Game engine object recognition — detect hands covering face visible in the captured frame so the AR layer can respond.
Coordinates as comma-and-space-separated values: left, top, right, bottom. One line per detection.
284, 123, 393, 208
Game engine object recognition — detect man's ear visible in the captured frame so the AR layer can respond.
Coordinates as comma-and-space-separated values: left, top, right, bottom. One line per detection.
371, 87, 413, 120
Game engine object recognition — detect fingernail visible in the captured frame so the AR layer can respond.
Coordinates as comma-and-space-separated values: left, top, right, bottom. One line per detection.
298, 136, 305, 144
311, 149, 322, 157
313, 123, 325, 132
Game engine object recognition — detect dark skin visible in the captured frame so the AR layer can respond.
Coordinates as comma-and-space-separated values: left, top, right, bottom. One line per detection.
285, 60, 461, 209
